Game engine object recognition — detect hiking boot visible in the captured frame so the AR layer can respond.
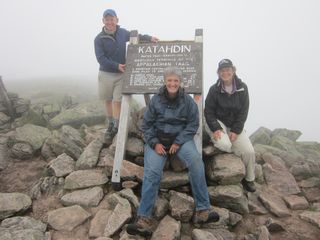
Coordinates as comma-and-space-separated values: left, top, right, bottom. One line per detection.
193, 209, 220, 224
241, 179, 256, 192
126, 216, 153, 237
104, 126, 117, 146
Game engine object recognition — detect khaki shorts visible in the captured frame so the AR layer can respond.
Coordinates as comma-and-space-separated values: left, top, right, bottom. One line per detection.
98, 71, 123, 101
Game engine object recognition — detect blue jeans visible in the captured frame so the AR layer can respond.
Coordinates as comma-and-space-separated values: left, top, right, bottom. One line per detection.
137, 140, 211, 218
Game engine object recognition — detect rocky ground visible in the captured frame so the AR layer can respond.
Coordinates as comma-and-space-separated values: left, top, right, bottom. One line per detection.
0, 92, 320, 240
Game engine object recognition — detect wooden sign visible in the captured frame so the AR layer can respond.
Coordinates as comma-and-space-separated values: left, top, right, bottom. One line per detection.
122, 41, 203, 94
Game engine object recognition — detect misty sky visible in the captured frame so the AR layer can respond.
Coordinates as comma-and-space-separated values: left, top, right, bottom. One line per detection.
1, 0, 319, 141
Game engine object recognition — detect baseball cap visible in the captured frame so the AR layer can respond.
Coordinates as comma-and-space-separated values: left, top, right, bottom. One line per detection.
218, 59, 233, 70
103, 9, 117, 18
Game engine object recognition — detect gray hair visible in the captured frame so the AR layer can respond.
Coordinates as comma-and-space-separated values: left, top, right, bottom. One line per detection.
163, 67, 183, 81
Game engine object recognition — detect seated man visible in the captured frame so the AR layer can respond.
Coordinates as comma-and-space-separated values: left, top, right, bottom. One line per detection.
127, 67, 219, 237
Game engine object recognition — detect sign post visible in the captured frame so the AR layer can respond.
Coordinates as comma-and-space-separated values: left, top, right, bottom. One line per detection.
111, 29, 203, 190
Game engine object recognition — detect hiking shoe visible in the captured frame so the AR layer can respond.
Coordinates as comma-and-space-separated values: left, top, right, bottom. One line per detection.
193, 209, 220, 224
104, 126, 118, 145
126, 216, 153, 237
241, 179, 256, 192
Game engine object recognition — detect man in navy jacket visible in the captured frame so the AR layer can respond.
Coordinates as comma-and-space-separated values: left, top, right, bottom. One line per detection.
94, 9, 158, 145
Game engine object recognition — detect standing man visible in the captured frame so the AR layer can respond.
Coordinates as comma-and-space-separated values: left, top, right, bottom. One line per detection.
94, 9, 158, 145
126, 67, 219, 237
204, 59, 256, 192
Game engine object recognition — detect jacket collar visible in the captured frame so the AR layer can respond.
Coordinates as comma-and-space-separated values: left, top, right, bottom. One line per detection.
158, 86, 185, 104
217, 75, 245, 93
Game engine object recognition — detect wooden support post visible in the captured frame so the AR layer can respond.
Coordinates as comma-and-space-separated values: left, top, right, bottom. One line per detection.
193, 29, 203, 154
111, 30, 139, 190
0, 76, 15, 118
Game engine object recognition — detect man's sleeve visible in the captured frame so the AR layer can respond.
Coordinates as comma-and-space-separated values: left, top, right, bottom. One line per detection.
94, 37, 119, 71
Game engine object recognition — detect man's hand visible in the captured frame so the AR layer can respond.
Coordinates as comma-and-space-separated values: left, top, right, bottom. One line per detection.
154, 143, 167, 155
169, 143, 180, 155
151, 36, 159, 43
229, 132, 238, 142
118, 64, 125, 73
212, 130, 223, 141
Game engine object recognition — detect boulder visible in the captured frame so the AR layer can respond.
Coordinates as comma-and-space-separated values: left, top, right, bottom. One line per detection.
192, 229, 218, 240
299, 211, 320, 228
249, 127, 272, 145
76, 138, 104, 169
0, 193, 32, 220
64, 169, 108, 190
11, 142, 33, 159
61, 186, 104, 207
271, 128, 302, 141
151, 215, 181, 240
160, 171, 189, 189
89, 209, 112, 238
169, 190, 194, 222
47, 153, 75, 177
154, 196, 169, 220
258, 190, 290, 217
126, 137, 144, 157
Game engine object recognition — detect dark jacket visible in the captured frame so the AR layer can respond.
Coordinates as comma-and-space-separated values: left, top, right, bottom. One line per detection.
141, 86, 199, 148
204, 76, 249, 134
94, 26, 152, 73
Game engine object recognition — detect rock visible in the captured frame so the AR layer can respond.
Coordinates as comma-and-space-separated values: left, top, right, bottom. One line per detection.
13, 98, 30, 114
76, 138, 104, 169
202, 144, 219, 157
229, 211, 243, 226
126, 137, 144, 157
254, 144, 284, 156
262, 153, 300, 195
205, 154, 245, 185
43, 103, 61, 118
202, 206, 229, 228
89, 209, 112, 238
192, 229, 218, 240
160, 171, 189, 189
299, 211, 320, 228
169, 190, 194, 222
49, 100, 105, 129
0, 193, 32, 220
0, 228, 46, 240
11, 142, 33, 159
120, 160, 144, 182
47, 205, 91, 231
255, 164, 264, 184
0, 135, 9, 170
258, 190, 290, 217
169, 155, 187, 172
271, 128, 302, 141
61, 186, 104, 207
257, 226, 270, 240
119, 231, 145, 240
12, 109, 47, 128
283, 195, 309, 210
64, 169, 108, 190
47, 153, 75, 177
154, 196, 169, 220
299, 177, 320, 188
13, 124, 51, 151
29, 176, 63, 199
122, 181, 139, 189
151, 215, 181, 240
302, 187, 320, 202
60, 125, 86, 148
270, 135, 303, 157
249, 127, 272, 145
104, 195, 132, 237
247, 192, 269, 215
208, 185, 249, 214
118, 188, 140, 209
0, 216, 47, 231
0, 112, 11, 125
265, 217, 286, 233
202, 228, 235, 239
289, 163, 313, 181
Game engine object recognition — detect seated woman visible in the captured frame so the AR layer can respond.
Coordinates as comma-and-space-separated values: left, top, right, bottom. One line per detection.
127, 67, 219, 237
204, 59, 256, 193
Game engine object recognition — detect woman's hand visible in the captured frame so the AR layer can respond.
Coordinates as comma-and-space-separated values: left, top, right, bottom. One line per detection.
154, 143, 167, 155
169, 143, 180, 155
229, 132, 238, 142
213, 130, 223, 141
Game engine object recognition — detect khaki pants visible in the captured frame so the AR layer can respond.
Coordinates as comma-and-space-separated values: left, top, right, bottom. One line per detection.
206, 120, 255, 181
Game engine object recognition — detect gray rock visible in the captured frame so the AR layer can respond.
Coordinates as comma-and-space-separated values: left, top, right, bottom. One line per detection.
47, 205, 91, 231
126, 137, 144, 157
283, 195, 309, 210
0, 216, 47, 232
151, 215, 181, 240
258, 190, 290, 217
255, 164, 264, 184
13, 98, 30, 114
160, 171, 189, 189
13, 124, 51, 151
12, 109, 47, 128
0, 228, 46, 240
254, 144, 284, 156
169, 155, 187, 172
169, 190, 194, 222
250, 127, 272, 145
206, 154, 245, 185
0, 112, 10, 125
270, 135, 302, 156
48, 153, 75, 177
271, 128, 302, 141
299, 211, 320, 228
192, 229, 218, 240
61, 186, 104, 207
257, 226, 270, 240
64, 169, 108, 190
76, 138, 104, 169
120, 160, 144, 182
229, 211, 243, 226
0, 193, 32, 220
265, 217, 286, 233
104, 195, 132, 237
49, 101, 105, 129
0, 135, 8, 170
208, 185, 249, 214
118, 188, 139, 209
203, 228, 235, 240
89, 209, 112, 238
11, 142, 33, 159
154, 196, 169, 220
202, 206, 229, 228
302, 187, 320, 202
298, 177, 320, 188
122, 181, 139, 190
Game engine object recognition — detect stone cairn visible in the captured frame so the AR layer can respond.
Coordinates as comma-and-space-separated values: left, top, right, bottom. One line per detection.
0, 103, 320, 239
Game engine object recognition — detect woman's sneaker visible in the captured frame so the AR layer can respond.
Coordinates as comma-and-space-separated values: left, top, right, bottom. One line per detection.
126, 217, 153, 237
241, 179, 256, 192
104, 125, 117, 146
193, 209, 220, 224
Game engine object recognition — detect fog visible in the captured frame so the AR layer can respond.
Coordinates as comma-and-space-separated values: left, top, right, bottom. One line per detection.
1, 0, 319, 141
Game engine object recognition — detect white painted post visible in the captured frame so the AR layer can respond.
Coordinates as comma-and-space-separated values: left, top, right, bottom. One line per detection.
111, 30, 139, 190
194, 29, 203, 154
